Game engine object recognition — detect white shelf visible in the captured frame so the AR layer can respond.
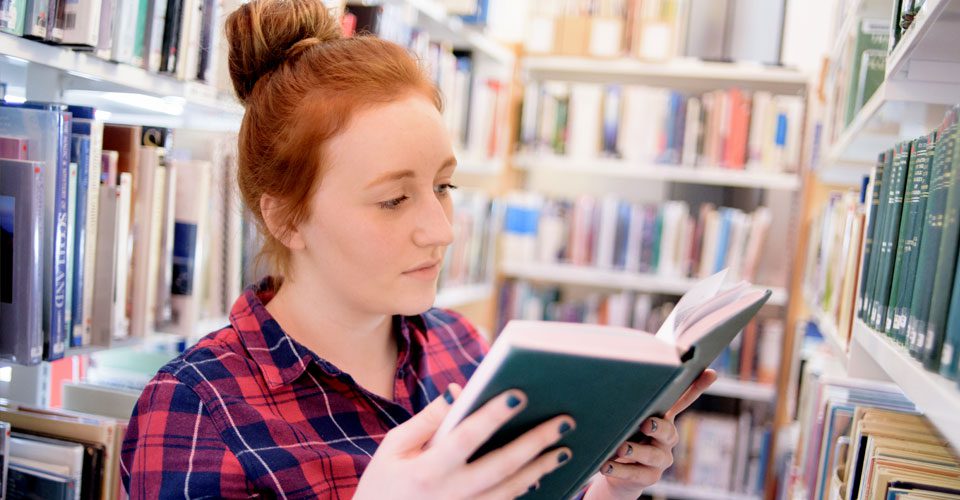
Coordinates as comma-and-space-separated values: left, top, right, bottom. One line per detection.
0, 32, 242, 116
646, 482, 760, 500
706, 377, 776, 403
514, 154, 801, 191
849, 318, 960, 451
499, 261, 788, 307
804, 292, 850, 364
886, 0, 960, 85
383, 0, 514, 65
434, 283, 493, 309
521, 56, 808, 94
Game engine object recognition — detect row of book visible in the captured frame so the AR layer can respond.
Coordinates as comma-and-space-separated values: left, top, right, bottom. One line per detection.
789, 358, 959, 500
828, 16, 888, 137
857, 105, 960, 381
0, 382, 138, 499
501, 192, 773, 283
0, 100, 245, 365
803, 189, 865, 346
0, 0, 243, 90
344, 3, 509, 161
519, 82, 805, 172
665, 406, 771, 495
437, 189, 497, 291
524, 0, 785, 65
495, 280, 783, 384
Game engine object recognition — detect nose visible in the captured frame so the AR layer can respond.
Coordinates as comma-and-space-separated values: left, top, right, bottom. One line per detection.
412, 194, 454, 248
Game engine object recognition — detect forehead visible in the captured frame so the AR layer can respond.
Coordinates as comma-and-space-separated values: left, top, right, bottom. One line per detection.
322, 95, 451, 184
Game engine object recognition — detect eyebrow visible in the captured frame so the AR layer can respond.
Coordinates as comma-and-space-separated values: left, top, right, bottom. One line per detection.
364, 157, 458, 188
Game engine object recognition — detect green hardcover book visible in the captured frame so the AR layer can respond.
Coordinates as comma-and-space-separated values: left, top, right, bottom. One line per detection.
862, 150, 895, 323
0, 0, 27, 35
433, 278, 771, 500
869, 142, 911, 330
858, 152, 887, 320
907, 109, 959, 357
939, 247, 960, 379
922, 106, 960, 370
133, 0, 150, 66
890, 132, 936, 344
844, 19, 890, 126
855, 50, 886, 118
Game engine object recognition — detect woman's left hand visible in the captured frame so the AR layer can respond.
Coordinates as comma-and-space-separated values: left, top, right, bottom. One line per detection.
583, 369, 718, 500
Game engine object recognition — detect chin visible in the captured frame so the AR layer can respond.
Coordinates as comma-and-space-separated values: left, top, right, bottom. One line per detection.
394, 287, 438, 316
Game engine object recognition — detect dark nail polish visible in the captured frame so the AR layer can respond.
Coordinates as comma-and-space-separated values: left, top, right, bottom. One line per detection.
528, 483, 539, 492
443, 388, 454, 404
625, 444, 633, 456
506, 394, 521, 408
650, 419, 659, 433
605, 464, 614, 475
558, 451, 570, 463
559, 421, 572, 435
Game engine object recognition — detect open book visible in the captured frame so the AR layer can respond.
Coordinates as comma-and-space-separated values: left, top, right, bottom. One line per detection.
433, 270, 771, 499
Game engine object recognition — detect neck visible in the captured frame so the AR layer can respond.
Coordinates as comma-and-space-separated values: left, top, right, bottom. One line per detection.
264, 275, 397, 381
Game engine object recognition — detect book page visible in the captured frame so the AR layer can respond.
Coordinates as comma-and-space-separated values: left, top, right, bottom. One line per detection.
656, 268, 729, 342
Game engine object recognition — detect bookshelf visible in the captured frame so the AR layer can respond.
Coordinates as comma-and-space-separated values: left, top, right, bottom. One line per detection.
382, 0, 514, 64
434, 283, 494, 309
645, 482, 761, 500
513, 154, 802, 191
885, 0, 960, 84
521, 56, 808, 94
707, 378, 776, 404
803, 292, 849, 364
499, 261, 789, 307
847, 319, 960, 452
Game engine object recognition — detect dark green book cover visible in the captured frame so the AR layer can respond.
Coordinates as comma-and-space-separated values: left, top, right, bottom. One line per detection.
908, 110, 958, 357
862, 150, 895, 324
923, 106, 960, 370
870, 142, 911, 330
859, 152, 887, 320
440, 291, 771, 500
939, 248, 960, 379
887, 136, 932, 337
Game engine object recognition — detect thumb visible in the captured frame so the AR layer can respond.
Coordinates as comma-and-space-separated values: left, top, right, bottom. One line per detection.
380, 383, 462, 453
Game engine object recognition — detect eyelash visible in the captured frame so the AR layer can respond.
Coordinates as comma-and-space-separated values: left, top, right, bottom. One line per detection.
378, 183, 458, 210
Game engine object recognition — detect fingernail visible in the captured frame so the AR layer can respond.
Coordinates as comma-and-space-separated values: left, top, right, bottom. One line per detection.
559, 421, 572, 435
442, 388, 454, 404
650, 419, 659, 433
604, 463, 614, 475
506, 394, 522, 408
558, 451, 570, 463
625, 444, 633, 456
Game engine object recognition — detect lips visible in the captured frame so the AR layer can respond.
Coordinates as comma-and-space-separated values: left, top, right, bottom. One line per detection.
404, 260, 441, 274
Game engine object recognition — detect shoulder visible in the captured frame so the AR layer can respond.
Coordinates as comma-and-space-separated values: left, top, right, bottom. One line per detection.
415, 308, 489, 374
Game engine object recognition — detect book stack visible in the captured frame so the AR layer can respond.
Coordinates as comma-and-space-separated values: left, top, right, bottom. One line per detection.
666, 406, 771, 496
519, 82, 805, 172
500, 192, 773, 283
0, 0, 246, 91
0, 100, 246, 365
523, 0, 785, 65
0, 384, 138, 500
438, 190, 497, 292
827, 11, 890, 136
344, 2, 509, 162
789, 361, 960, 500
496, 279, 783, 385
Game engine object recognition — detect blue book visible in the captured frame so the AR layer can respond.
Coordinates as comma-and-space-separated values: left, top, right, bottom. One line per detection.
612, 201, 631, 269
69, 136, 90, 347
0, 103, 71, 360
714, 209, 734, 273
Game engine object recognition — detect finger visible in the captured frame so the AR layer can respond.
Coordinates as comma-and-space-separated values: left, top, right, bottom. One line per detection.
461, 415, 575, 492
639, 417, 680, 448
427, 389, 528, 466
665, 369, 717, 420
600, 461, 663, 487
380, 383, 461, 453
611, 442, 672, 469
476, 447, 573, 500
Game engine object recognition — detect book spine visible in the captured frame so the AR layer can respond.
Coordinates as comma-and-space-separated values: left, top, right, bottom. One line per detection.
80, 121, 102, 345
865, 148, 899, 328
871, 141, 911, 331
907, 112, 958, 355
69, 138, 89, 348
885, 138, 923, 334
859, 151, 890, 322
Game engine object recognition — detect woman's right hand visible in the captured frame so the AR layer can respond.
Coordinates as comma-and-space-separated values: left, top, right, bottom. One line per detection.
353, 384, 575, 500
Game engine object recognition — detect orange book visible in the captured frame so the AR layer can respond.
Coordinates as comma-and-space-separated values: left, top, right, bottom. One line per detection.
724, 89, 751, 169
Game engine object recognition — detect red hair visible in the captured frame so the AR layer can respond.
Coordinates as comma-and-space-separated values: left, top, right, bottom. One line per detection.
225, 0, 442, 277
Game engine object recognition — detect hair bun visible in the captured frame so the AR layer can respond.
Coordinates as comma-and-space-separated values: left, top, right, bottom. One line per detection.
225, 0, 343, 103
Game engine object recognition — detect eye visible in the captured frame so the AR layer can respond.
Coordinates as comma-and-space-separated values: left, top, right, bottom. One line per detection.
379, 195, 409, 210
435, 183, 458, 197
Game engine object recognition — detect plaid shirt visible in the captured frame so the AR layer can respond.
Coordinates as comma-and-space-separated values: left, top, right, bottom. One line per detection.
120, 277, 488, 499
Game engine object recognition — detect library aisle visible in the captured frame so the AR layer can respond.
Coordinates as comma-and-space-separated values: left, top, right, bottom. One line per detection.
0, 0, 957, 498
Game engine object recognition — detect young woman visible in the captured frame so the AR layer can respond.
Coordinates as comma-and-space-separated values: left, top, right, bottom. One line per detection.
120, 1, 717, 498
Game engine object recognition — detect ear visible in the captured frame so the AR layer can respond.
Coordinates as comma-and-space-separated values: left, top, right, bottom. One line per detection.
260, 193, 307, 251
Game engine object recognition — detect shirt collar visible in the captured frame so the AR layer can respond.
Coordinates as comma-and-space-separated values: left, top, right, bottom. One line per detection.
230, 276, 431, 388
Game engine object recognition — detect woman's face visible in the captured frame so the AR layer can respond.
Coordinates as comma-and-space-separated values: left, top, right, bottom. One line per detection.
291, 94, 456, 316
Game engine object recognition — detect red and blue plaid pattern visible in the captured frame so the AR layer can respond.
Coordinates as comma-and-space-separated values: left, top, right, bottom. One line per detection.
121, 276, 488, 498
